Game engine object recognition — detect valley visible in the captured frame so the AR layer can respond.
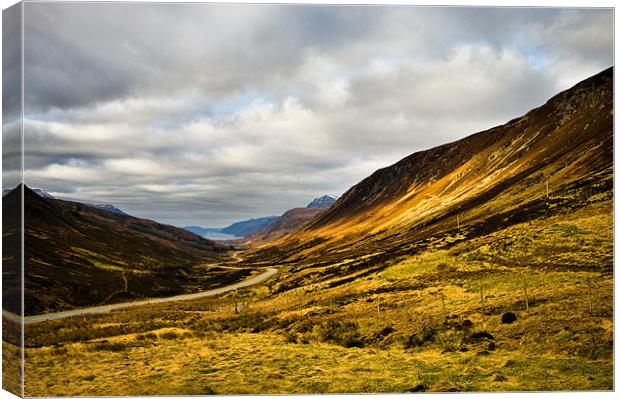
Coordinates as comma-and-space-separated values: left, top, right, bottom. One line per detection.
3, 186, 237, 316
2, 67, 614, 395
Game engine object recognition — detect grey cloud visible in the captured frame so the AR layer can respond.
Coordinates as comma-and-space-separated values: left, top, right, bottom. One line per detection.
19, 4, 613, 226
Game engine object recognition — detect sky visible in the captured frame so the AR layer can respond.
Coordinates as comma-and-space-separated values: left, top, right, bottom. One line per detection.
6, 3, 614, 227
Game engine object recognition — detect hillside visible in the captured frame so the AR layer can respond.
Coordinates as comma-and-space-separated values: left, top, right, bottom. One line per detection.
248, 207, 326, 243
249, 67, 613, 271
7, 186, 240, 315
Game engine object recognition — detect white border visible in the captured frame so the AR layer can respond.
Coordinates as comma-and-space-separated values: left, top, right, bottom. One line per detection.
0, 1, 616, 399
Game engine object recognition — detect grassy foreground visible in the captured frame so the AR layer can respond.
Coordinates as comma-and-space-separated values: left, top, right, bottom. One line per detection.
21, 200, 613, 395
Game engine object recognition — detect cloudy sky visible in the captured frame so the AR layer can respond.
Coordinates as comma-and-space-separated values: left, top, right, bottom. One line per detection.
12, 3, 614, 227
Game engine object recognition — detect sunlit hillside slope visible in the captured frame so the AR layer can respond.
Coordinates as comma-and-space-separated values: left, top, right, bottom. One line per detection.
249, 67, 613, 272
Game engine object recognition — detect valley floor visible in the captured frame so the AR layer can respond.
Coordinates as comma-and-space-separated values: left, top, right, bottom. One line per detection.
17, 200, 614, 395
21, 332, 611, 395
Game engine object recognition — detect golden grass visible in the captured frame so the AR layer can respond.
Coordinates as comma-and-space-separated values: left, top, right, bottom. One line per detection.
2, 341, 22, 396
24, 330, 612, 396
22, 200, 613, 395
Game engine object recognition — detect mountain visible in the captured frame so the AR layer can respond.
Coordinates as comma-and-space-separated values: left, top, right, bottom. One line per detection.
84, 203, 128, 216
220, 196, 338, 240
3, 187, 54, 199
249, 67, 613, 267
220, 196, 336, 242
2, 186, 129, 216
3, 185, 231, 315
248, 207, 326, 243
220, 216, 280, 237
307, 195, 337, 209
31, 188, 55, 199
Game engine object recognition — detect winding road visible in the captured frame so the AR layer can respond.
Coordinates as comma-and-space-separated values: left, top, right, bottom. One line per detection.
3, 254, 277, 325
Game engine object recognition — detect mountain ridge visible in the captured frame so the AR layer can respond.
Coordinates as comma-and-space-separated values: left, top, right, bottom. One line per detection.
3, 186, 130, 216
248, 67, 613, 266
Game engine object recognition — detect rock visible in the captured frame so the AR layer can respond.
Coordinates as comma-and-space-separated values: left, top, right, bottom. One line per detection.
502, 312, 517, 324
461, 319, 473, 329
376, 326, 395, 338
487, 342, 496, 351
470, 331, 495, 340
407, 384, 426, 392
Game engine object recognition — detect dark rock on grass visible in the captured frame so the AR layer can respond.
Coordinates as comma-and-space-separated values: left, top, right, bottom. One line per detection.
461, 319, 473, 329
502, 312, 517, 324
407, 384, 426, 392
487, 342, 496, 351
375, 326, 395, 339
477, 350, 492, 356
346, 340, 364, 349
470, 331, 494, 340
404, 328, 436, 349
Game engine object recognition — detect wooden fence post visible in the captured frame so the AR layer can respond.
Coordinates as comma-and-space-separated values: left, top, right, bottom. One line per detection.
440, 292, 446, 321
524, 281, 529, 311
587, 277, 593, 315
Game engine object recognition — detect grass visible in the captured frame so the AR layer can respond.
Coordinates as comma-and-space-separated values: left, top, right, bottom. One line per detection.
23, 332, 612, 396
19, 199, 613, 395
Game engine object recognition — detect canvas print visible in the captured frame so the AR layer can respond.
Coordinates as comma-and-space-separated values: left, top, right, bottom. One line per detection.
1, 1, 614, 396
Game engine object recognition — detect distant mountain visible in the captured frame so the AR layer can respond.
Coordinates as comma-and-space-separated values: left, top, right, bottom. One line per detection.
248, 67, 613, 264
84, 203, 128, 216
2, 186, 129, 216
183, 226, 224, 236
249, 207, 325, 243
219, 196, 337, 240
307, 195, 337, 209
3, 185, 230, 316
220, 216, 279, 237
32, 188, 55, 199
3, 187, 54, 199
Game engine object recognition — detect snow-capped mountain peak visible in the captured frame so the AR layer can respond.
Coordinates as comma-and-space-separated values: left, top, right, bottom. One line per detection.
307, 195, 337, 209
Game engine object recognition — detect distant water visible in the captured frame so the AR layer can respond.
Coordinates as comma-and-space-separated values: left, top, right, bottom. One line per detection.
202, 232, 239, 241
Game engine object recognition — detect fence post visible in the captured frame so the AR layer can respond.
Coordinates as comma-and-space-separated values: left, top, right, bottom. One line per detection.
524, 281, 529, 311
440, 292, 446, 321
587, 277, 593, 315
